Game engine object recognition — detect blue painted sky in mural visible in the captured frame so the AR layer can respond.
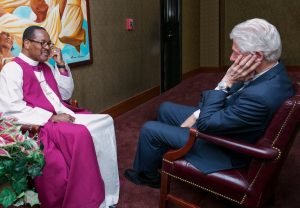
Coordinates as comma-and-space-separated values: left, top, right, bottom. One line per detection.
11, 5, 90, 65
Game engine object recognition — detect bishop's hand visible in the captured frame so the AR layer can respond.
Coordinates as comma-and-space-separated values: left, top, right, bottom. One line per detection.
51, 47, 65, 67
50, 113, 75, 123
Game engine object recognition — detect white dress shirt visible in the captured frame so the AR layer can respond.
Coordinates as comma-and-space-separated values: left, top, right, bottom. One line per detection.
0, 53, 74, 125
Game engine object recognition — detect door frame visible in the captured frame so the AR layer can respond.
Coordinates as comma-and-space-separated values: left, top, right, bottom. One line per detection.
160, 0, 182, 92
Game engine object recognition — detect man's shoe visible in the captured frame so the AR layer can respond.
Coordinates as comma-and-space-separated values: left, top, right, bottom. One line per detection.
124, 169, 161, 189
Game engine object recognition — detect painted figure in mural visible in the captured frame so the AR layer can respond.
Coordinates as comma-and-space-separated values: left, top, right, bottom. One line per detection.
0, 0, 85, 51
0, 31, 14, 70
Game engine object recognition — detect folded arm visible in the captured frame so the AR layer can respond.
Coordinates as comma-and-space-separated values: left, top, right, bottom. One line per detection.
196, 89, 269, 135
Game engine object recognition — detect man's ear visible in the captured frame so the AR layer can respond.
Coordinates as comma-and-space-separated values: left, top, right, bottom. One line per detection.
23, 40, 30, 50
255, 51, 264, 62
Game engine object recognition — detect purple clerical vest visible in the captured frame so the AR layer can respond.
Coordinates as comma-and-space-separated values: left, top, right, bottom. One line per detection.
14, 57, 89, 114
14, 57, 63, 113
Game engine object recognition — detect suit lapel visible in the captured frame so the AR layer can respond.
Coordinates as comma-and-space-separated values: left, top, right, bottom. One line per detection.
246, 61, 284, 87
225, 61, 285, 106
228, 82, 244, 94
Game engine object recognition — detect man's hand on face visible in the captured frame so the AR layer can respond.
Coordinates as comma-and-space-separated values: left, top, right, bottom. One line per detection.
51, 47, 65, 66
50, 113, 75, 123
222, 54, 261, 87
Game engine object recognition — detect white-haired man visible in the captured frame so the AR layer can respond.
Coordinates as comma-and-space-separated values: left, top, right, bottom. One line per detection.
124, 18, 294, 188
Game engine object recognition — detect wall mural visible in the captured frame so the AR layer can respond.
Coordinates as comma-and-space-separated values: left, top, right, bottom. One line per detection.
0, 0, 93, 68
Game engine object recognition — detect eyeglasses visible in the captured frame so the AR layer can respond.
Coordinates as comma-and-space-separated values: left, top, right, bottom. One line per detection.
27, 39, 54, 48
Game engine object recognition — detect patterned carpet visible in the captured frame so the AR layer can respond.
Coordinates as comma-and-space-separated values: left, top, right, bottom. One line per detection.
114, 71, 300, 208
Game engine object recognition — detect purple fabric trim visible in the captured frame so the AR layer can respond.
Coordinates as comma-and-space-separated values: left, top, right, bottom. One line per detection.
58, 68, 69, 76
14, 57, 57, 113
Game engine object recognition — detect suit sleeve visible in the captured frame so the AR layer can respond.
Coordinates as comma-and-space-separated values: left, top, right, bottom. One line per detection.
196, 90, 269, 135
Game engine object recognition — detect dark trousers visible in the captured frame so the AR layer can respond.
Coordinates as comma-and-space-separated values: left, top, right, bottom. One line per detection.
133, 101, 197, 175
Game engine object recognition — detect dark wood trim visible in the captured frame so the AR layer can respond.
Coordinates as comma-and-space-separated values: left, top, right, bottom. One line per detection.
183, 67, 226, 79
287, 66, 300, 71
182, 68, 202, 79
69, 0, 93, 68
102, 67, 224, 118
101, 66, 299, 118
101, 86, 160, 118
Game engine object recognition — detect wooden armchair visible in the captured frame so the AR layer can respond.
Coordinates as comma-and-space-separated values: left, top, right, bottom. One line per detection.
159, 84, 300, 208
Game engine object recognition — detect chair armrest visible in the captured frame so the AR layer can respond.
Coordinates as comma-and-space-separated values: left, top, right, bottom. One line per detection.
20, 125, 40, 135
164, 129, 198, 161
164, 128, 278, 162
20, 99, 78, 136
68, 99, 78, 107
196, 129, 278, 160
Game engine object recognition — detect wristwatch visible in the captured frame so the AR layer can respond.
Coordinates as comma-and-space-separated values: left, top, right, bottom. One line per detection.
57, 63, 66, 69
217, 81, 230, 93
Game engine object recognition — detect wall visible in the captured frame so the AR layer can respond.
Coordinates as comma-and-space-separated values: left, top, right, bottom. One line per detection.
72, 0, 204, 112
71, 0, 161, 112
70, 0, 300, 113
181, 0, 221, 69
195, 0, 300, 68
223, 0, 300, 66
199, 0, 220, 67
182, 0, 200, 73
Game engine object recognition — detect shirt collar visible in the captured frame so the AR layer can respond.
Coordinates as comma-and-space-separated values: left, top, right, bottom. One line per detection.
243, 61, 279, 86
252, 61, 279, 81
19, 53, 39, 66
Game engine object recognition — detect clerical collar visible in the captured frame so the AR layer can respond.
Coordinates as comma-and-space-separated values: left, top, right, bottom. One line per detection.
19, 53, 39, 66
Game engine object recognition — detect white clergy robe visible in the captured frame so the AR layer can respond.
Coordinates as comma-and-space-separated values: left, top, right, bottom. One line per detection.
0, 53, 119, 208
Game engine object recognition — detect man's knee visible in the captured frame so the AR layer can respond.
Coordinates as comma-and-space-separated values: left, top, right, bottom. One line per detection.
139, 121, 163, 144
157, 101, 174, 120
141, 121, 157, 136
56, 123, 92, 145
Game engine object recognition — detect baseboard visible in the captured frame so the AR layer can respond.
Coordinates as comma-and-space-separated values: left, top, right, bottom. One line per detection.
183, 67, 226, 79
102, 66, 300, 118
101, 86, 160, 118
287, 66, 300, 71
102, 67, 224, 118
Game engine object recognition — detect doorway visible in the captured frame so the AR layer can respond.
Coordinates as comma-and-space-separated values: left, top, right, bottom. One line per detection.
160, 0, 182, 92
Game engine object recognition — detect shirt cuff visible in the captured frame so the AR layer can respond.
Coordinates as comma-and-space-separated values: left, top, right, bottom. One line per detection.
56, 64, 70, 76
215, 86, 229, 93
59, 69, 69, 76
193, 109, 200, 119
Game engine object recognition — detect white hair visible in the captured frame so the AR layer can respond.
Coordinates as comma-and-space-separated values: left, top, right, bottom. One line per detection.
230, 18, 282, 62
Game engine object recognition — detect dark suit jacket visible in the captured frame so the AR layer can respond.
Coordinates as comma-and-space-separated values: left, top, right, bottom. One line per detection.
185, 62, 294, 173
